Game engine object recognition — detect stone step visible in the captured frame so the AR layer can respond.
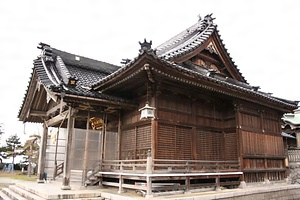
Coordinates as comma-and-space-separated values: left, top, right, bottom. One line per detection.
0, 190, 11, 200
2, 188, 27, 200
68, 197, 105, 200
9, 185, 45, 200
15, 182, 102, 199
1, 186, 104, 200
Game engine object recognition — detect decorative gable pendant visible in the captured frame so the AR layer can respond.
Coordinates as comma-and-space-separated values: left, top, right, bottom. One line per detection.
139, 102, 155, 120
206, 42, 218, 55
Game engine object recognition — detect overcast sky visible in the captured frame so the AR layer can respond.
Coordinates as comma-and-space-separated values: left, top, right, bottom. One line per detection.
1, 0, 300, 143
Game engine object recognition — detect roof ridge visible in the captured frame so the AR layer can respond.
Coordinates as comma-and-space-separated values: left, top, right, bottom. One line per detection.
156, 14, 216, 58
156, 22, 200, 54
52, 47, 119, 68
51, 48, 120, 74
56, 56, 71, 85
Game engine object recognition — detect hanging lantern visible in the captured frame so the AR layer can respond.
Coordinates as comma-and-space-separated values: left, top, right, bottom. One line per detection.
139, 102, 155, 120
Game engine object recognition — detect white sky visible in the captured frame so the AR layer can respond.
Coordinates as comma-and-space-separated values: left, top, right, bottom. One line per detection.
0, 0, 300, 144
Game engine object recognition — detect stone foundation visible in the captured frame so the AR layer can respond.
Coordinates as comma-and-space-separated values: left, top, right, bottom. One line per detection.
288, 163, 300, 184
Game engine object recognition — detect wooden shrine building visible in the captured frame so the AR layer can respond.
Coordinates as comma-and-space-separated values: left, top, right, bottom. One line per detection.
18, 14, 297, 196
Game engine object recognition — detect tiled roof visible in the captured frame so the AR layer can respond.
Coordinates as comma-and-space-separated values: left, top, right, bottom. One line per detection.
51, 48, 118, 75
22, 44, 135, 109
155, 14, 246, 83
92, 49, 297, 110
167, 62, 296, 109
156, 14, 216, 60
282, 108, 300, 127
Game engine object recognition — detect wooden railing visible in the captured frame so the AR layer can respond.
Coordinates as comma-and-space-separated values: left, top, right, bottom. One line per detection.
100, 159, 239, 173
86, 161, 102, 179
153, 159, 240, 173
53, 162, 64, 180
101, 159, 147, 172
288, 148, 300, 162
85, 158, 241, 196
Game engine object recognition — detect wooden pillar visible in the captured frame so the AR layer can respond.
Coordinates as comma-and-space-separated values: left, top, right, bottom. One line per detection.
37, 122, 48, 183
146, 150, 153, 174
235, 104, 245, 182
296, 132, 300, 148
118, 111, 122, 160
118, 175, 124, 194
191, 100, 197, 160
185, 177, 191, 194
215, 176, 221, 191
82, 111, 90, 185
61, 107, 75, 190
151, 119, 157, 160
151, 93, 158, 159
98, 126, 103, 187
101, 113, 107, 160
146, 176, 153, 198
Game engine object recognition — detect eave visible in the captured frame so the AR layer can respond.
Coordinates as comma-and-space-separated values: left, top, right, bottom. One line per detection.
92, 52, 296, 113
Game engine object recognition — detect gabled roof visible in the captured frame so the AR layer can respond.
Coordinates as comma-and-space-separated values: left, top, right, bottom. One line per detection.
156, 14, 216, 60
156, 14, 246, 83
18, 43, 135, 122
32, 44, 134, 102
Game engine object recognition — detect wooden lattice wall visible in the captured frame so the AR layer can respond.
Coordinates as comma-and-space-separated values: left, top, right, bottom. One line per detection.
120, 124, 151, 160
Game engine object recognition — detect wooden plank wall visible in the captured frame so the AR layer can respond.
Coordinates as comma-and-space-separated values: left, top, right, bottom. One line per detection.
238, 102, 285, 182
119, 91, 286, 183
156, 94, 238, 161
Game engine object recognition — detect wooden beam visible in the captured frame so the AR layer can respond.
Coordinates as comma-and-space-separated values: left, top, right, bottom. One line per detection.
30, 110, 47, 117
46, 100, 67, 116
46, 110, 68, 127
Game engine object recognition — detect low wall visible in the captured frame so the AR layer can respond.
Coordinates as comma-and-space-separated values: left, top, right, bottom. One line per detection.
218, 185, 300, 200
288, 162, 300, 184
176, 184, 300, 200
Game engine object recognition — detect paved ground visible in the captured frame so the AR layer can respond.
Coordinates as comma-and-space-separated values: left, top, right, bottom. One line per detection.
0, 177, 20, 189
2, 177, 300, 199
